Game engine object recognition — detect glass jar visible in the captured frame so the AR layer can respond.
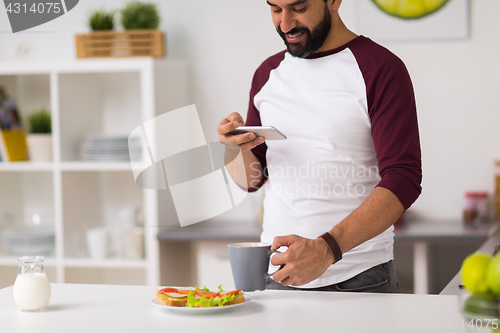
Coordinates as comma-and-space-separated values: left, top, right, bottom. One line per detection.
463, 192, 489, 223
495, 160, 500, 220
12, 256, 51, 311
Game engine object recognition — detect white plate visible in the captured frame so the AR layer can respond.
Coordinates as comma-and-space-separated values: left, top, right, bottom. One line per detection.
152, 295, 251, 313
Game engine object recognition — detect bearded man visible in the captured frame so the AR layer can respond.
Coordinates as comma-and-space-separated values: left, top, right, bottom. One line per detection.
217, 0, 422, 293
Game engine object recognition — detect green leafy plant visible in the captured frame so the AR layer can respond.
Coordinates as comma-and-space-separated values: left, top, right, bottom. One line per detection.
120, 1, 160, 30
27, 108, 51, 134
88, 10, 115, 31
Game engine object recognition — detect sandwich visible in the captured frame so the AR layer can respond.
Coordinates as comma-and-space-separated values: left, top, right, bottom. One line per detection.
156, 286, 244, 307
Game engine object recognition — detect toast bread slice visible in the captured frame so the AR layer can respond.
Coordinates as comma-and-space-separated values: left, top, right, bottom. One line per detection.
224, 294, 245, 306
164, 297, 188, 307
156, 290, 244, 307
156, 290, 188, 307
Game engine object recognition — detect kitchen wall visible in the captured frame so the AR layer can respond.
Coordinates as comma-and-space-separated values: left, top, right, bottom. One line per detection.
1, 0, 499, 222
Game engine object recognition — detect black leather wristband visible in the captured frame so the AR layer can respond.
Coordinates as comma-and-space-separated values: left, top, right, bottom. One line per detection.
319, 232, 342, 264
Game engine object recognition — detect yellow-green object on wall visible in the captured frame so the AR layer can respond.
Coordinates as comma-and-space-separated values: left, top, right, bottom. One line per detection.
371, 0, 450, 19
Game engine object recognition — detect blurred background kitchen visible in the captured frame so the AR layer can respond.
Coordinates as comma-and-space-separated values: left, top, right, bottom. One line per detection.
0, 0, 499, 294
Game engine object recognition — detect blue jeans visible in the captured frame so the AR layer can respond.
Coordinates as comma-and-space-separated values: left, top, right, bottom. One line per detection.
265, 260, 399, 293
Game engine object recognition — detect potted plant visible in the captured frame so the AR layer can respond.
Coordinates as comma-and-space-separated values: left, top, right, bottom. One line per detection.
114, 1, 163, 57
75, 2, 164, 58
26, 108, 52, 162
120, 1, 160, 30
84, 10, 116, 57
88, 10, 115, 31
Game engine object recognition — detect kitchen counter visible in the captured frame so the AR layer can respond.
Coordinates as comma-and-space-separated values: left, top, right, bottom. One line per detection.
157, 219, 497, 242
440, 222, 500, 296
157, 221, 263, 241
395, 220, 498, 294
158, 220, 498, 294
393, 220, 497, 242
0, 283, 472, 333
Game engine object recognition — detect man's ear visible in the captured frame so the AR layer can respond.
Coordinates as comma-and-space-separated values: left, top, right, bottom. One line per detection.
331, 0, 342, 11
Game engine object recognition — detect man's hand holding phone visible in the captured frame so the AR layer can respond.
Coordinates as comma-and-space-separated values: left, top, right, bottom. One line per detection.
217, 112, 268, 190
217, 112, 265, 152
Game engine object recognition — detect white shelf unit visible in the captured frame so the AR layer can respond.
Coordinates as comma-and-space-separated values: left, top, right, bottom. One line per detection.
0, 58, 189, 288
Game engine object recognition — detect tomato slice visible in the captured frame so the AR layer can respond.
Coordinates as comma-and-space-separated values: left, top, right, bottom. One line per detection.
221, 289, 242, 296
196, 290, 220, 298
158, 288, 178, 294
177, 289, 192, 295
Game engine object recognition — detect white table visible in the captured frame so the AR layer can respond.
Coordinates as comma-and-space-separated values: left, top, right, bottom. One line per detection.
0, 283, 483, 333
394, 220, 498, 294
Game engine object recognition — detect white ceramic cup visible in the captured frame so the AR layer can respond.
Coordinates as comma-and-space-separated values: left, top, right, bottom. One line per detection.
122, 228, 144, 259
117, 206, 137, 229
86, 227, 109, 259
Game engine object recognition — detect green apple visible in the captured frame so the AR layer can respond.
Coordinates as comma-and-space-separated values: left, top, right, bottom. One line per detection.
487, 254, 500, 296
461, 252, 492, 295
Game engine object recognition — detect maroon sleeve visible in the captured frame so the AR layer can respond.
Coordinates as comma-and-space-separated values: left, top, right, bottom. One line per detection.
350, 37, 422, 210
245, 51, 287, 192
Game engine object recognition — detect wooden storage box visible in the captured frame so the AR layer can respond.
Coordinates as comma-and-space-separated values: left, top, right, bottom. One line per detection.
75, 30, 165, 58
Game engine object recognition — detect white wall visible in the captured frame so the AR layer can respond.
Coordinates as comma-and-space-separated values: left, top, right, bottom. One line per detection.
383, 1, 500, 221
1, 0, 499, 222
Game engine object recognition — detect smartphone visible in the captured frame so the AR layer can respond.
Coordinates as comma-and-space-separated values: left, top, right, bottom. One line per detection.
228, 126, 287, 140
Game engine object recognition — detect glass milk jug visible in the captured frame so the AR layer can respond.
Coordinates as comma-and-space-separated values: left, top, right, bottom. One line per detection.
13, 256, 51, 311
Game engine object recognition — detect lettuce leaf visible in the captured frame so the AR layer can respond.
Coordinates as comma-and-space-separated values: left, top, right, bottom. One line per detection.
186, 290, 197, 307
195, 286, 210, 292
185, 289, 244, 307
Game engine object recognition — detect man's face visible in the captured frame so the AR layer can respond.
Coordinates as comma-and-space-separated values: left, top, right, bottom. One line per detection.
268, 0, 332, 58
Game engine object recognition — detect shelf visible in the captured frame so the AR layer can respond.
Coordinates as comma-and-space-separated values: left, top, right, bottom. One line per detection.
61, 161, 147, 172
0, 256, 58, 266
0, 58, 158, 74
0, 162, 54, 172
63, 258, 148, 269
0, 59, 189, 287
0, 161, 148, 172
0, 256, 145, 269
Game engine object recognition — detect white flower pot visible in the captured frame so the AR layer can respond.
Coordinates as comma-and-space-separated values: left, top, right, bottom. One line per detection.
27, 134, 52, 162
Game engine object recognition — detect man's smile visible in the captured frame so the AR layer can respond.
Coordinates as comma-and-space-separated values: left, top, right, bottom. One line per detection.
285, 31, 305, 43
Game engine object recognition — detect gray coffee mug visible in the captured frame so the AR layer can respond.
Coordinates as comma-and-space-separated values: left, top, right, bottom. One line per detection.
227, 242, 282, 292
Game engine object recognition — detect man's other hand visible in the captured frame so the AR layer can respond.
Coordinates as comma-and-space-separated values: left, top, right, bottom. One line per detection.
270, 234, 335, 287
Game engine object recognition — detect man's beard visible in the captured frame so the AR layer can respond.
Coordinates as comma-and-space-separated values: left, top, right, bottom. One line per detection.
277, 6, 332, 58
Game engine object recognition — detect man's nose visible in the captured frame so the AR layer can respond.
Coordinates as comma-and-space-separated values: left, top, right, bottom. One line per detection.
280, 11, 297, 33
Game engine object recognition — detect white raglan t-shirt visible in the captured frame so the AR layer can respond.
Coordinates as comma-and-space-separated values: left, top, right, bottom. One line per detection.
246, 36, 422, 288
